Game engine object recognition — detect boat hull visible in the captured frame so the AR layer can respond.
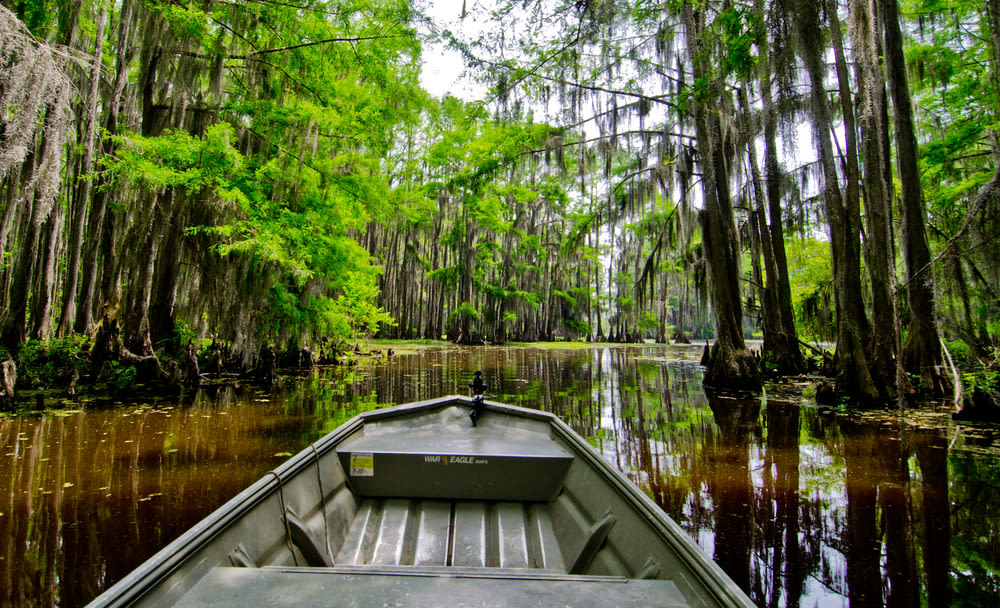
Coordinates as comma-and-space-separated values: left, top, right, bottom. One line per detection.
86, 396, 753, 608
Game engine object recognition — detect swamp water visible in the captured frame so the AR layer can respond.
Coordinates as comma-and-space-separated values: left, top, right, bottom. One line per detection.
0, 343, 998, 607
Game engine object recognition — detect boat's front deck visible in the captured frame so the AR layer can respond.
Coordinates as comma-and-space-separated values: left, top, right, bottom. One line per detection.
336, 498, 564, 571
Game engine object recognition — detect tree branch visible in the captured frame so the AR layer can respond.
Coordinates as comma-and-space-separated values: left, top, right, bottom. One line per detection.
174, 35, 403, 61
899, 165, 1000, 292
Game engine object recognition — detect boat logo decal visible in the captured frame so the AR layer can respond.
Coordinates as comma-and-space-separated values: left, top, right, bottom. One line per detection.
425, 455, 489, 465
349, 452, 374, 477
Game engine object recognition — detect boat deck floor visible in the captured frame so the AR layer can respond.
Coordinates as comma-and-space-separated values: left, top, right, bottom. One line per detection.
175, 567, 691, 608
335, 498, 565, 571
174, 498, 697, 606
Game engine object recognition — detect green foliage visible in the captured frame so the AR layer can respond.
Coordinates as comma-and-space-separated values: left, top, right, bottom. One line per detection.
115, 121, 395, 343
151, 1, 210, 40
943, 339, 974, 368
638, 311, 660, 331
427, 266, 462, 290
449, 302, 481, 323
798, 284, 835, 343
715, 6, 759, 78
155, 320, 205, 355
786, 237, 833, 308
553, 289, 577, 308
106, 361, 137, 396
111, 124, 243, 197
16, 336, 91, 388
905, 1, 999, 354
332, 272, 397, 337
10, 0, 995, 397
785, 237, 835, 340
959, 346, 1000, 394
71, 0, 427, 358
566, 318, 591, 336
11, 0, 60, 38
511, 289, 542, 309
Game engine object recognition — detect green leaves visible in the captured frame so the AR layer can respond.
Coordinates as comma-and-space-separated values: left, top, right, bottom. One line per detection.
93, 0, 435, 351
153, 2, 210, 40
715, 6, 758, 79
449, 301, 481, 322
110, 124, 242, 196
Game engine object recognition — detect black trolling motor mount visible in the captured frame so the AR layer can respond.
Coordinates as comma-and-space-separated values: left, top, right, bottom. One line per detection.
468, 371, 487, 426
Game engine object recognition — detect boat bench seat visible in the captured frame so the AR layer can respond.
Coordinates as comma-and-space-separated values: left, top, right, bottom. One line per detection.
174, 566, 692, 608
335, 407, 574, 502
335, 498, 566, 571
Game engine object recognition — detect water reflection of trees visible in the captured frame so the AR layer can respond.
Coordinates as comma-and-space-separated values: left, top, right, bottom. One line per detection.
950, 438, 1000, 606
706, 393, 759, 594
829, 417, 956, 608
0, 390, 313, 607
572, 348, 982, 607
913, 429, 950, 607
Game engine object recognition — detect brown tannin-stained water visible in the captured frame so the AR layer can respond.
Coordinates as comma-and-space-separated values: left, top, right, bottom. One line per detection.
1, 343, 998, 607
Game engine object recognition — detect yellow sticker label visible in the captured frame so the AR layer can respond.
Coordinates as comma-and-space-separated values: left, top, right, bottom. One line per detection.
350, 452, 374, 477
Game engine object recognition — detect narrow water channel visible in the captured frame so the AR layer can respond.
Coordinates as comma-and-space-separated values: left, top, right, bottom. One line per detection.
0, 344, 997, 606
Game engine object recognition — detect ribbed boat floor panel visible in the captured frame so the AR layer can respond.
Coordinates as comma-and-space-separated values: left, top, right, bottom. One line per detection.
335, 498, 565, 571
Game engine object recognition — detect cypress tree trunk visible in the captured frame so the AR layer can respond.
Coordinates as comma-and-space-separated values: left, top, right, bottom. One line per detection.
827, 0, 897, 396
1, 201, 39, 349
883, 0, 948, 396
120, 191, 167, 356
77, 0, 135, 335
851, 0, 909, 400
1, 90, 68, 348
741, 83, 803, 376
58, 3, 107, 337
674, 152, 693, 344
684, 5, 760, 392
748, 0, 805, 375
762, 137, 802, 375
658, 265, 669, 343
29, 209, 63, 339
148, 199, 187, 348
755, 20, 805, 375
428, 218, 442, 339
605, 244, 614, 340
0, 16, 72, 348
828, 0, 902, 393
793, 0, 880, 403
0, 167, 29, 313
